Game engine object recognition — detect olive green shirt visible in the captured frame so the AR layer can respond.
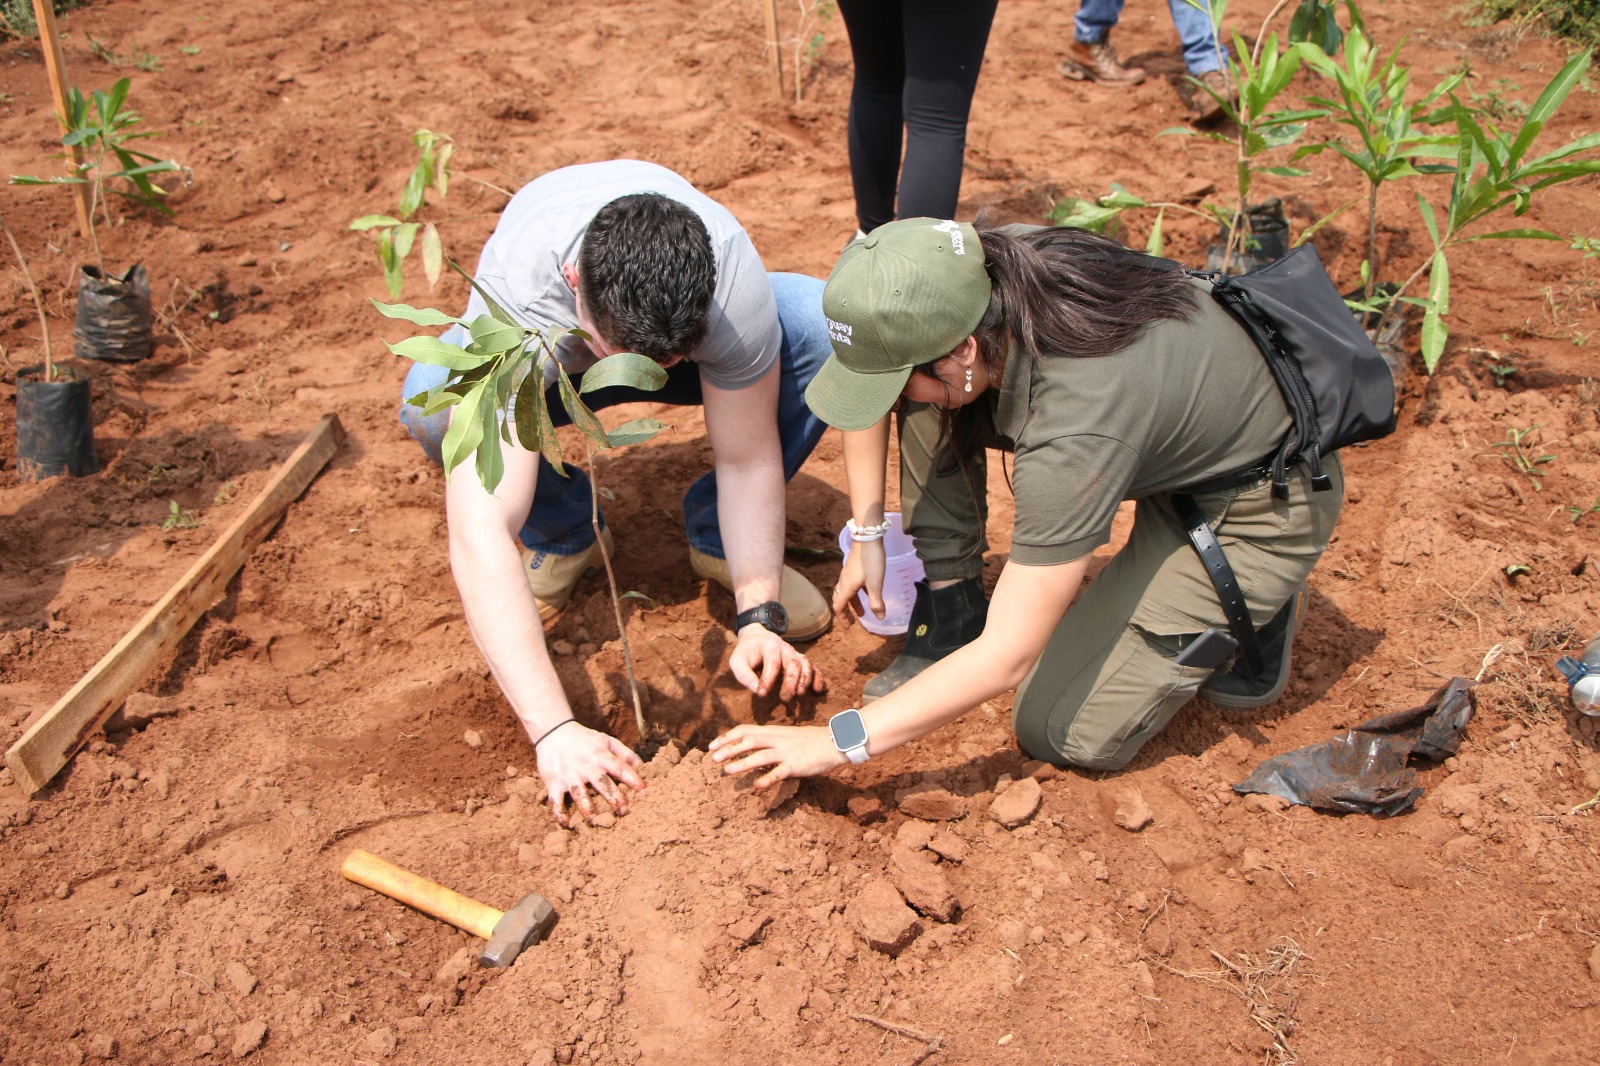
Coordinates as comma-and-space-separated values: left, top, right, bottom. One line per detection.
994, 277, 1290, 566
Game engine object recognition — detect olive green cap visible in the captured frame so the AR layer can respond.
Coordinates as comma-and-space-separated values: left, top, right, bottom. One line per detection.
805, 218, 991, 432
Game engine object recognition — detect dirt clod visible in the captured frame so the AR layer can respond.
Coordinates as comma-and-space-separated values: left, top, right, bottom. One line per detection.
1113, 789, 1154, 832
230, 1020, 267, 1059
989, 778, 1043, 828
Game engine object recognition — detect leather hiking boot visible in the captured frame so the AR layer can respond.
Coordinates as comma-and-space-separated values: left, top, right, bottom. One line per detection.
688, 547, 833, 643
862, 577, 988, 703
1199, 585, 1307, 709
522, 527, 613, 622
1058, 37, 1145, 84
1188, 68, 1237, 123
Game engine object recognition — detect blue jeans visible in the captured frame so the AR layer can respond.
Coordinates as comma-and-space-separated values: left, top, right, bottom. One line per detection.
1074, 0, 1225, 75
398, 272, 831, 559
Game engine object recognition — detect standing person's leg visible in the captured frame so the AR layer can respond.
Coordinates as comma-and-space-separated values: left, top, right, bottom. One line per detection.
838, 0, 907, 234
1166, 0, 1226, 75
1061, 0, 1145, 84
1013, 458, 1341, 769
893, 0, 998, 222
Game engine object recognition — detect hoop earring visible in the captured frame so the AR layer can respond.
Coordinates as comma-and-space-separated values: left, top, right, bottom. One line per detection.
963, 367, 973, 394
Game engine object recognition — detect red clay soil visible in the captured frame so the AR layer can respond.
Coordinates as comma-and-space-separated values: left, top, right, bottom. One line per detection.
3, 0, 1600, 1063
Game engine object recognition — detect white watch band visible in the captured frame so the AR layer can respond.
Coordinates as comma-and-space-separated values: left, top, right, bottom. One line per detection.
843, 742, 869, 764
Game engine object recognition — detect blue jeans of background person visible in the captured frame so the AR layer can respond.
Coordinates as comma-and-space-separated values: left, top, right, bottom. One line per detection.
398, 272, 830, 560
1074, 0, 1225, 76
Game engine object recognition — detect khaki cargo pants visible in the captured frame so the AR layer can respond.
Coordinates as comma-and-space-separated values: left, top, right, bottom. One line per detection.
897, 402, 1344, 771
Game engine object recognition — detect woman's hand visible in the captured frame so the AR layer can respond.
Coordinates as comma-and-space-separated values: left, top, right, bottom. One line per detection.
535, 723, 646, 828
834, 537, 887, 624
709, 724, 847, 789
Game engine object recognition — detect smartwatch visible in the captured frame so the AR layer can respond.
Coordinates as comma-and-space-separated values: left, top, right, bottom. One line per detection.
828, 708, 870, 764
734, 600, 789, 636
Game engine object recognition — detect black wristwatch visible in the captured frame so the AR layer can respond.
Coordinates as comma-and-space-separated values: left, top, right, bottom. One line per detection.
734, 600, 789, 636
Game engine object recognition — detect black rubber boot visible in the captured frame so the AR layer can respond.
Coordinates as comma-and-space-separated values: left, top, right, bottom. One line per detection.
862, 577, 988, 703
1199, 586, 1307, 709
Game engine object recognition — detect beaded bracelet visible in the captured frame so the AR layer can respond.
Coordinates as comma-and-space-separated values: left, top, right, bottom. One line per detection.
532, 717, 577, 750
847, 518, 890, 542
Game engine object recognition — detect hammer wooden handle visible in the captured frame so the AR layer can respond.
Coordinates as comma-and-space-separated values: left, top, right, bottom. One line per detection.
341, 849, 502, 941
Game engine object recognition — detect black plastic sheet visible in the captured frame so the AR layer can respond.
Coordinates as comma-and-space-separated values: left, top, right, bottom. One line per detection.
16, 366, 98, 480
1234, 677, 1477, 817
74, 264, 153, 362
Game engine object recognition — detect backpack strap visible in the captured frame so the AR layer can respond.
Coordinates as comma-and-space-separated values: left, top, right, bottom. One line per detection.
1172, 492, 1266, 675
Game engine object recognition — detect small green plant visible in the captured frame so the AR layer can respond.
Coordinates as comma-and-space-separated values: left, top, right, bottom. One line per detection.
1485, 350, 1518, 386
1377, 48, 1600, 371
1504, 563, 1533, 580
1491, 424, 1556, 488
161, 500, 202, 530
792, 0, 836, 103
180, 45, 200, 56
351, 130, 466, 300
87, 34, 163, 72
9, 77, 182, 275
379, 265, 670, 735
212, 481, 236, 506
1564, 496, 1600, 523
1467, 77, 1530, 123
1296, 26, 1461, 300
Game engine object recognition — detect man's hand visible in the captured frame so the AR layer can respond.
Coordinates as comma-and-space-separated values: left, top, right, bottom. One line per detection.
535, 722, 646, 828
709, 724, 846, 789
728, 626, 827, 701
834, 537, 886, 625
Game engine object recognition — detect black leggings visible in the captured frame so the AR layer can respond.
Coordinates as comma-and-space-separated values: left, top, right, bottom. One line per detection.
838, 0, 999, 233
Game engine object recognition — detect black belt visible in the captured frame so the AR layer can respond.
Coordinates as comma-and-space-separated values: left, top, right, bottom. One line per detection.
1172, 492, 1266, 675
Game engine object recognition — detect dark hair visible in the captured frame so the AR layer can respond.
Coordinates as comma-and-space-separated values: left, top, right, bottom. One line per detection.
577, 193, 716, 363
925, 224, 1201, 507
969, 223, 1199, 378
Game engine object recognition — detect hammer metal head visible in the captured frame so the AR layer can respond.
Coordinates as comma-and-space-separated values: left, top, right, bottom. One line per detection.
479, 893, 558, 968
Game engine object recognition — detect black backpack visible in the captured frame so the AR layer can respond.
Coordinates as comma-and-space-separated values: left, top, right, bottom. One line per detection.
1145, 243, 1398, 497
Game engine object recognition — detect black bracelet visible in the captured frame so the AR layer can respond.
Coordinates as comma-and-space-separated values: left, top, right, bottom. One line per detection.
532, 717, 577, 750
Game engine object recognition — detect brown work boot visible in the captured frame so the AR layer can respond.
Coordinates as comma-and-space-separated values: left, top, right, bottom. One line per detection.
1188, 68, 1238, 122
1058, 37, 1145, 84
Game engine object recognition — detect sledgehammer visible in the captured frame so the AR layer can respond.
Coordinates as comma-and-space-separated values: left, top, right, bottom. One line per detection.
340, 849, 557, 968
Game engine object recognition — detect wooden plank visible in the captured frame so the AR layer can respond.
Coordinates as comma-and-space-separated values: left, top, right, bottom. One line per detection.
5, 414, 347, 796
29, 0, 93, 239
760, 0, 784, 99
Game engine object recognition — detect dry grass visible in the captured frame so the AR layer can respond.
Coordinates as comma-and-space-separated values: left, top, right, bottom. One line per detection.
1152, 936, 1308, 1065
1473, 630, 1578, 726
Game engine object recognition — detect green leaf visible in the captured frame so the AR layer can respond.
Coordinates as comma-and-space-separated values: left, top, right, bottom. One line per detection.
435, 141, 454, 196
399, 158, 428, 220
466, 313, 525, 356
378, 229, 403, 300
578, 352, 669, 394
421, 223, 443, 288
1508, 48, 1591, 167
1258, 166, 1310, 177
370, 299, 460, 326
386, 335, 486, 370
1415, 193, 1440, 247
556, 364, 612, 447
474, 395, 505, 493
394, 222, 419, 260
607, 418, 667, 448
534, 374, 566, 476
1420, 251, 1449, 373
1464, 228, 1562, 242
1145, 208, 1165, 257
510, 362, 541, 454
620, 591, 657, 609
440, 386, 486, 477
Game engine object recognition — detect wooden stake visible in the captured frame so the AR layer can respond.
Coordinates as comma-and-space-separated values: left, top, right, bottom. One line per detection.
28, 0, 93, 239
760, 0, 784, 99
4, 414, 347, 797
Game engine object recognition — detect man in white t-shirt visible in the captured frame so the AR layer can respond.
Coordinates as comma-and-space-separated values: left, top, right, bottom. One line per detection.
399, 161, 831, 826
